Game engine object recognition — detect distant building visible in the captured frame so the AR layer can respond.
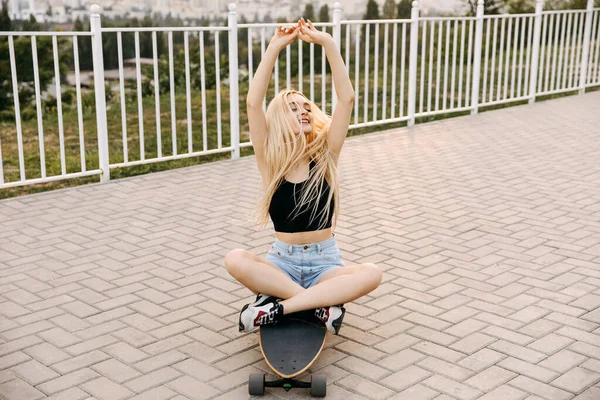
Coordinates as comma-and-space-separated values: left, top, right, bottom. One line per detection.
5, 0, 465, 24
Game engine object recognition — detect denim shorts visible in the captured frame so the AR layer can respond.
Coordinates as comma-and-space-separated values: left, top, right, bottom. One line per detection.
265, 234, 345, 289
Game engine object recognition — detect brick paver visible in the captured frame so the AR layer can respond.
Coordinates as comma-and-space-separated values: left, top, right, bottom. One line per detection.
1, 92, 600, 399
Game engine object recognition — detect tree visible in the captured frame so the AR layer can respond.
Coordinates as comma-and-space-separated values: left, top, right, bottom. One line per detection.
262, 13, 273, 23
318, 4, 329, 22
544, 0, 563, 9
507, 0, 534, 13
363, 0, 380, 39
397, 0, 412, 19
141, 48, 223, 96
0, 1, 13, 31
464, 0, 506, 15
383, 0, 397, 19
73, 18, 93, 71
471, 0, 599, 13
364, 0, 380, 19
23, 14, 41, 31
139, 16, 165, 59
303, 3, 315, 22
139, 17, 153, 59
562, 0, 600, 8
0, 13, 58, 113
0, 1, 13, 113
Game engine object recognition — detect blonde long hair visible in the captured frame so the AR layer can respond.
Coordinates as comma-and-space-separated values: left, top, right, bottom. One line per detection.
250, 89, 340, 232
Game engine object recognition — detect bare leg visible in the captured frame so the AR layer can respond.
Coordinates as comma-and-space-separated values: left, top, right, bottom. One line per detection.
279, 263, 382, 314
224, 249, 304, 300
225, 249, 382, 315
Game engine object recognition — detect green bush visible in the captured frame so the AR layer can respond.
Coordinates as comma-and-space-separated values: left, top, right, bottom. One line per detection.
20, 106, 36, 121
0, 109, 14, 122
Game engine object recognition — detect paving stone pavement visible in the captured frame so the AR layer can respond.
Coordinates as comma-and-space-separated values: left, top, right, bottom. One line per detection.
1, 91, 600, 400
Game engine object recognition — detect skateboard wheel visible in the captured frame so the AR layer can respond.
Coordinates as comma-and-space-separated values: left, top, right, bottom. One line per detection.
249, 373, 265, 396
311, 375, 327, 397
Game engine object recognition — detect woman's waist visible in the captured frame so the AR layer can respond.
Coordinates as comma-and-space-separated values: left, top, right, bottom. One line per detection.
273, 229, 336, 249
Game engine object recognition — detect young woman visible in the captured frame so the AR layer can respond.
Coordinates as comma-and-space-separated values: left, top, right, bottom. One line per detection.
224, 18, 382, 335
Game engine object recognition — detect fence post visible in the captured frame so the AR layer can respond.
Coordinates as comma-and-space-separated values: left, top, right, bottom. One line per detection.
470, 0, 484, 115
407, 1, 419, 127
579, 0, 595, 94
228, 3, 240, 160
529, 0, 544, 104
528, 0, 544, 104
90, 4, 110, 183
332, 1, 342, 113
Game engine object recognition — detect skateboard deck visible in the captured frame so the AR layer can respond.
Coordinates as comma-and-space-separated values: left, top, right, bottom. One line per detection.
258, 310, 327, 379
249, 310, 329, 396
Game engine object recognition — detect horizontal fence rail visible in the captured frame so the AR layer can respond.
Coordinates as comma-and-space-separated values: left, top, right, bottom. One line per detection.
1, 1, 600, 191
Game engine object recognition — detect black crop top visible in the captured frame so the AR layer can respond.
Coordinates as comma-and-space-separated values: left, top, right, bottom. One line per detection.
269, 160, 335, 233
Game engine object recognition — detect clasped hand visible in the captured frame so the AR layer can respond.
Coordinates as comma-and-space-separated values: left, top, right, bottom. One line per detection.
270, 18, 332, 51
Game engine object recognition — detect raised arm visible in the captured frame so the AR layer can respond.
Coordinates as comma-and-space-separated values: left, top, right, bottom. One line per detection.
298, 19, 355, 159
247, 26, 298, 158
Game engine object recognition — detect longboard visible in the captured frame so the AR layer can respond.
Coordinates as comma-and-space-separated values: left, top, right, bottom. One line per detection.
248, 310, 328, 397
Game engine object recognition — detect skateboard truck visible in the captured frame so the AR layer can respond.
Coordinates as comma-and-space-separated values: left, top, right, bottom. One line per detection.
249, 373, 326, 397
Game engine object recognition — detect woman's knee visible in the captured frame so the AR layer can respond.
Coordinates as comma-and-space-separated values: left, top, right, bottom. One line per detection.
224, 249, 251, 278
362, 262, 383, 289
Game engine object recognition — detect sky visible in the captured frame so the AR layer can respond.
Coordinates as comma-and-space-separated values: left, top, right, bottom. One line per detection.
417, 0, 464, 13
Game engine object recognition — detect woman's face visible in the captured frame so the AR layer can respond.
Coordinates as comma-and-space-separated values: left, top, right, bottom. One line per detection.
286, 93, 312, 135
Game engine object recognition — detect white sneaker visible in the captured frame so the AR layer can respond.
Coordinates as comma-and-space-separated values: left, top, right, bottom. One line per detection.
315, 305, 345, 335
248, 293, 280, 308
239, 301, 284, 333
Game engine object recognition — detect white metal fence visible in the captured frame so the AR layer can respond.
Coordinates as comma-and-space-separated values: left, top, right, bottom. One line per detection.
1, 0, 599, 190
0, 30, 102, 188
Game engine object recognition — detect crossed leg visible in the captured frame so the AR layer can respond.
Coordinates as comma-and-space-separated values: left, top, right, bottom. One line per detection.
224, 249, 382, 315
